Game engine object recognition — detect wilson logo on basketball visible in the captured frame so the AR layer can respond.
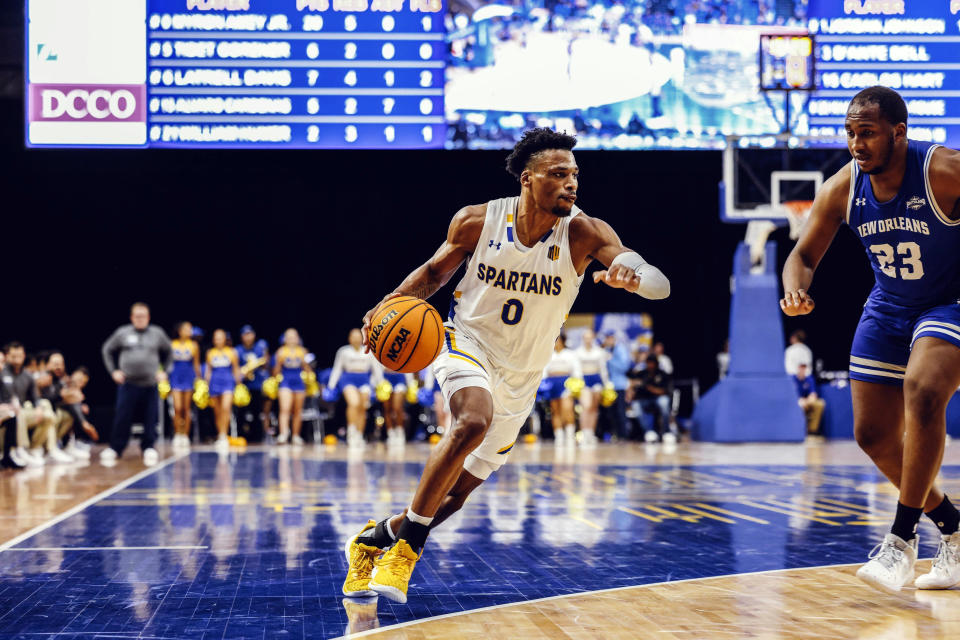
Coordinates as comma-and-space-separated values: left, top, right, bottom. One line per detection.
386, 328, 411, 362
368, 309, 398, 351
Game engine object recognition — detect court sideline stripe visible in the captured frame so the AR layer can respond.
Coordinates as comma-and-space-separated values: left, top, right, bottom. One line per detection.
0, 453, 186, 553
4, 545, 208, 551
332, 561, 899, 640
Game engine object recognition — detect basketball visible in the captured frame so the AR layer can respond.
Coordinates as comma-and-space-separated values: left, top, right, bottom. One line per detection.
368, 296, 444, 373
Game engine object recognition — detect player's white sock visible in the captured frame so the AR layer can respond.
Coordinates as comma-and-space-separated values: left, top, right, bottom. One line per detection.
406, 509, 434, 527
565, 424, 576, 444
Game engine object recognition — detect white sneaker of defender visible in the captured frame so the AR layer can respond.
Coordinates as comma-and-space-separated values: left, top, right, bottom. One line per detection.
856, 533, 918, 593
915, 532, 960, 590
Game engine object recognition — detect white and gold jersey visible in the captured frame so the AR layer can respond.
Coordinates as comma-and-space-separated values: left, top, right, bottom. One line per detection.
447, 196, 584, 373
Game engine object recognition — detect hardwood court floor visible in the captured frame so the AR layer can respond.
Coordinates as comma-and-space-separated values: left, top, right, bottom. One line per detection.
0, 440, 958, 639
0, 448, 180, 545
346, 563, 958, 640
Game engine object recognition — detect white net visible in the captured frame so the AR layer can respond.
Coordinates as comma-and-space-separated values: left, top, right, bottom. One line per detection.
783, 200, 813, 240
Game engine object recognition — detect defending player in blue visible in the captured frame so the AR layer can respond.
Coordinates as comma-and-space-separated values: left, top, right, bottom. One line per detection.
343, 128, 670, 603
782, 86, 960, 593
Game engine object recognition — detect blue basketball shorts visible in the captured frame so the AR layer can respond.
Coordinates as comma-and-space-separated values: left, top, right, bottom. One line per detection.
850, 295, 960, 386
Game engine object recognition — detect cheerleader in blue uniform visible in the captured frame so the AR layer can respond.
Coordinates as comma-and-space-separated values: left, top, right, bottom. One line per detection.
573, 328, 609, 448
422, 363, 449, 435
205, 329, 240, 449
381, 365, 413, 446
273, 328, 312, 446
327, 328, 382, 447
542, 334, 583, 447
169, 322, 201, 450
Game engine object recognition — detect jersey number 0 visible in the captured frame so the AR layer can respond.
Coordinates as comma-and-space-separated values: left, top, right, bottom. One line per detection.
501, 299, 524, 325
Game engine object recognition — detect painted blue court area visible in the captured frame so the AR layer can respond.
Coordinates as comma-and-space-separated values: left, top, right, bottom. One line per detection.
2, 449, 958, 639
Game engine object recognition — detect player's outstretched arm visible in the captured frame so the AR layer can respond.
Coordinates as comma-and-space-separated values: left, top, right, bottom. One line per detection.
361, 205, 485, 347
928, 146, 960, 219
780, 164, 850, 316
570, 215, 670, 299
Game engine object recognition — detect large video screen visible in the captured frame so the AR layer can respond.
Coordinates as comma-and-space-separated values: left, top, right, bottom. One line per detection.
24, 0, 960, 149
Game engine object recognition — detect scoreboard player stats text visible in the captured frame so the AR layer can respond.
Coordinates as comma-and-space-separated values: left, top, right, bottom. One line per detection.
26, 0, 446, 148
25, 0, 960, 150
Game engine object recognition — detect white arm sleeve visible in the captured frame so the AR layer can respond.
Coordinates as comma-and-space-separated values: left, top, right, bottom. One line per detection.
610, 251, 670, 300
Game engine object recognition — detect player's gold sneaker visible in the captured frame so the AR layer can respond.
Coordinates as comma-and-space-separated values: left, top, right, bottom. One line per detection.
342, 520, 381, 597
369, 539, 420, 603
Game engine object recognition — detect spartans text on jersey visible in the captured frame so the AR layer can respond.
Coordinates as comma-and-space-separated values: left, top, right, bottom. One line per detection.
477, 263, 563, 296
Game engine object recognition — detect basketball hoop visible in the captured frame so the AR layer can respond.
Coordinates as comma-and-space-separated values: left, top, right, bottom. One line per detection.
782, 199, 813, 240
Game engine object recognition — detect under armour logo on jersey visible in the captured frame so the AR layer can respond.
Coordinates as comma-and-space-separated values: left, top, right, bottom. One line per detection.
855, 197, 866, 207
489, 240, 502, 250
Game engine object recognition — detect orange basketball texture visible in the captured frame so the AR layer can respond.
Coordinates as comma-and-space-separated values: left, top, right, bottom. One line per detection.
368, 296, 444, 373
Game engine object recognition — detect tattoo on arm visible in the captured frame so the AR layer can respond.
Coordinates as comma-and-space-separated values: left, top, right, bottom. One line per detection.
400, 283, 438, 299
394, 262, 446, 300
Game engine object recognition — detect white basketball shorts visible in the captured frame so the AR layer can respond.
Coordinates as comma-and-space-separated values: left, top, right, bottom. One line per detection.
432, 324, 541, 479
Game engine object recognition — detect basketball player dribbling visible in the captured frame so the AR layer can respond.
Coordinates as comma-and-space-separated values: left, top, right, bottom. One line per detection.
782, 86, 960, 592
342, 128, 671, 603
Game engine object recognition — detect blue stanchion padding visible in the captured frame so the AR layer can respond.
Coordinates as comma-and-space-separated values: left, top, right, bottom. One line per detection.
818, 382, 854, 439
693, 242, 805, 442
818, 381, 960, 439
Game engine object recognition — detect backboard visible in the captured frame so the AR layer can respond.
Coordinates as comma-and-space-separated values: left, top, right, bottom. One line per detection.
719, 134, 848, 226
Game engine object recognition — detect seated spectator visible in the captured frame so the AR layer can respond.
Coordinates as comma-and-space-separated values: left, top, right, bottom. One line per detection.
3, 342, 54, 467
59, 366, 98, 458
793, 363, 825, 436
784, 329, 813, 376
30, 350, 75, 462
629, 354, 675, 444
653, 341, 673, 375
1, 350, 23, 469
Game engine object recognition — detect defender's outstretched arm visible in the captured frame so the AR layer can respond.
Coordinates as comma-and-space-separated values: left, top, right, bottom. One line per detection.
781, 164, 851, 316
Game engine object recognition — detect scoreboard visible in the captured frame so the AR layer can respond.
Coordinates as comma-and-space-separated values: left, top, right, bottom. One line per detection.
26, 0, 445, 148
26, 0, 960, 150
807, 0, 960, 147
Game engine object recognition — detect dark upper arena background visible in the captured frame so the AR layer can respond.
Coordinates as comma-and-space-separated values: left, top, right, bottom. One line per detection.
0, 111, 871, 411
0, 4, 875, 420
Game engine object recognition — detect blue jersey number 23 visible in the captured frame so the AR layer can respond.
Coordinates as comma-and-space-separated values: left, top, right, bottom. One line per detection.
869, 242, 924, 280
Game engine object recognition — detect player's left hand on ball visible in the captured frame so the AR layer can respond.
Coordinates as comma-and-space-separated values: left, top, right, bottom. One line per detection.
593, 264, 640, 293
